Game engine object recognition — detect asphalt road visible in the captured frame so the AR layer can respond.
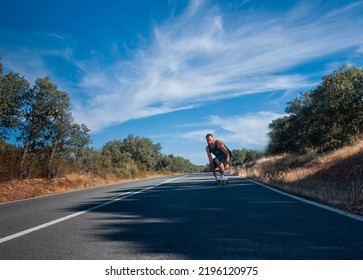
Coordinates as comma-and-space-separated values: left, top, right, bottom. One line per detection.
0, 173, 362, 260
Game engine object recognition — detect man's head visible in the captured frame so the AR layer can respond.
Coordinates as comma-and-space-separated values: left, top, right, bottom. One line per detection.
206, 133, 215, 146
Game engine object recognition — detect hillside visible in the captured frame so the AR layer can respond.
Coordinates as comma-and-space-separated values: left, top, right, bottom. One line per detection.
239, 139, 363, 216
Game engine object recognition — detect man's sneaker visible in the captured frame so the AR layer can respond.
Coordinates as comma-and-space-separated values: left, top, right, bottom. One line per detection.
217, 174, 227, 181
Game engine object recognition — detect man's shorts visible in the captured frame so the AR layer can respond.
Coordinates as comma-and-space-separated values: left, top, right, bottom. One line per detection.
213, 154, 227, 168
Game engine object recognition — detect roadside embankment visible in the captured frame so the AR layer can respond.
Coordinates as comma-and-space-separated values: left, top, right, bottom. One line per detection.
0, 172, 172, 203
238, 139, 363, 216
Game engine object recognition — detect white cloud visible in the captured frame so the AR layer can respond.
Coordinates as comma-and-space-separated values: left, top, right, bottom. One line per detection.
181, 130, 215, 142
208, 112, 286, 149
177, 111, 285, 151
72, 1, 363, 132
2, 1, 363, 133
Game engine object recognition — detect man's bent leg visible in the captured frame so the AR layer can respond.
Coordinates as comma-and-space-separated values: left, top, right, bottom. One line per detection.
214, 159, 226, 175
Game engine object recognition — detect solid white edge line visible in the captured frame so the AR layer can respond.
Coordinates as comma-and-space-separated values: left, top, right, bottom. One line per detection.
0, 175, 176, 205
245, 178, 363, 223
0, 175, 187, 245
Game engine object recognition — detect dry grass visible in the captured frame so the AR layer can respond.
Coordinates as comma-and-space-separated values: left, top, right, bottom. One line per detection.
239, 139, 363, 216
0, 172, 164, 203
2, 140, 362, 218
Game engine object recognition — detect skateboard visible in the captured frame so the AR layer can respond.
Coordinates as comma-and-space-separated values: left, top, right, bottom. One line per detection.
215, 176, 229, 185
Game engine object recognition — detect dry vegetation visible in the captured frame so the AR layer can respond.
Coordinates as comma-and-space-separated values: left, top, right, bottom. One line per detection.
239, 139, 363, 216
1, 140, 362, 218
0, 172, 164, 203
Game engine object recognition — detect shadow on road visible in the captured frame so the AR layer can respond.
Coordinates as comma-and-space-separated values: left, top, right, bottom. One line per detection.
64, 174, 363, 260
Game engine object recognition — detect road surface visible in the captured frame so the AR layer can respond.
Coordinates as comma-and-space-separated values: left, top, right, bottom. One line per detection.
0, 173, 362, 259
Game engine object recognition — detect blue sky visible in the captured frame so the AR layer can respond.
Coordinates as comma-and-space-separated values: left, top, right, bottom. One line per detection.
1, 0, 363, 165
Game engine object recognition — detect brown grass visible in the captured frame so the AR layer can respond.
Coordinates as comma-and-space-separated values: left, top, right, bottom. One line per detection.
239, 139, 363, 216
0, 172, 165, 203
2, 140, 362, 218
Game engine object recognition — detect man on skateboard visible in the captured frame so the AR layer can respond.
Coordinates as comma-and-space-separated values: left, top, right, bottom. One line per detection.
205, 133, 232, 183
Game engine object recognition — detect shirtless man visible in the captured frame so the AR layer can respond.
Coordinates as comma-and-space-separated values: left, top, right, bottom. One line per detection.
205, 133, 232, 179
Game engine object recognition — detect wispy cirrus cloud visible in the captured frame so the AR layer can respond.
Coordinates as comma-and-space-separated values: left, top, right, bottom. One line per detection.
1, 1, 363, 134
73, 0, 363, 132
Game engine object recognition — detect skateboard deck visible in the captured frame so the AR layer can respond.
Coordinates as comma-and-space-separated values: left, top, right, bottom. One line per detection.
215, 176, 229, 185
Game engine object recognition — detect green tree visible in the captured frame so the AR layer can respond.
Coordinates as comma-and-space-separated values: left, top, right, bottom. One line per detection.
0, 71, 30, 140
101, 140, 131, 176
164, 154, 196, 173
267, 65, 363, 154
72, 147, 103, 176
122, 135, 162, 171
267, 116, 292, 154
155, 154, 172, 171
46, 84, 73, 177
310, 65, 363, 150
18, 77, 90, 177
231, 148, 264, 165
18, 78, 51, 176
66, 123, 91, 155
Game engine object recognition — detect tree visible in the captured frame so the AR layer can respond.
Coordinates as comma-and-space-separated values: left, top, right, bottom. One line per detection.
18, 77, 90, 177
122, 135, 162, 171
310, 65, 363, 150
164, 154, 196, 173
73, 147, 102, 176
46, 84, 73, 177
101, 140, 131, 176
18, 78, 51, 176
0, 71, 30, 140
266, 116, 292, 154
231, 148, 264, 165
267, 65, 363, 154
66, 123, 91, 154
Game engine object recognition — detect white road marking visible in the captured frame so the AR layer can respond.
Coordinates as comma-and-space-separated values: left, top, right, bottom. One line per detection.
246, 178, 363, 222
0, 175, 186, 244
